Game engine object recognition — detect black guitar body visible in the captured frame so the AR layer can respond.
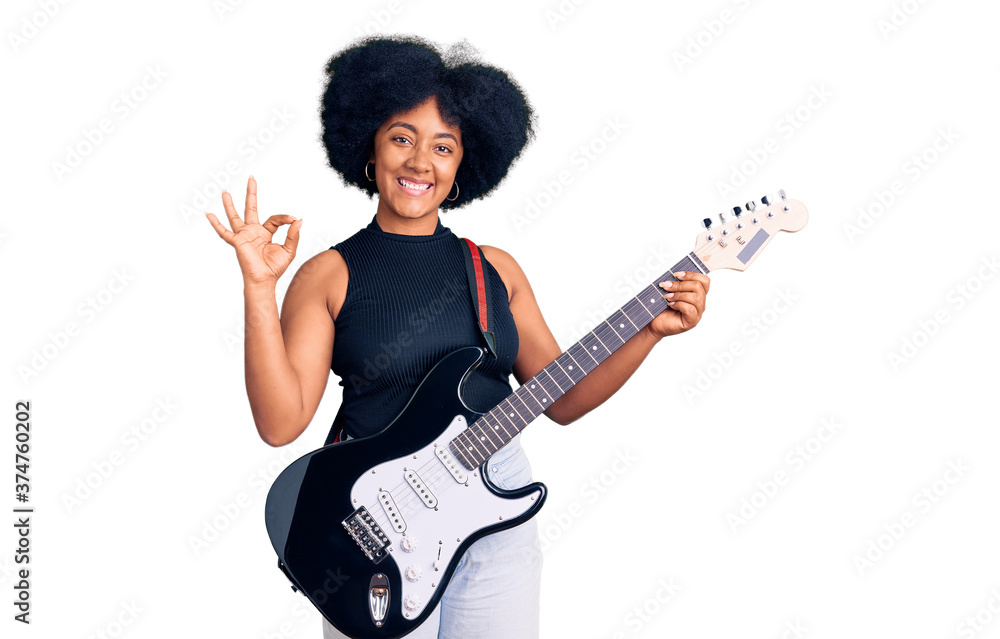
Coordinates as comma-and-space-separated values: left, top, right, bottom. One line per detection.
265, 347, 547, 638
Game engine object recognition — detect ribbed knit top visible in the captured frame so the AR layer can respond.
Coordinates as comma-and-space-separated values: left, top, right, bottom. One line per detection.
327, 215, 519, 441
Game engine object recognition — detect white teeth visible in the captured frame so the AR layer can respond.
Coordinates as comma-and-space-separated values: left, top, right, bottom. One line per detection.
399, 178, 430, 190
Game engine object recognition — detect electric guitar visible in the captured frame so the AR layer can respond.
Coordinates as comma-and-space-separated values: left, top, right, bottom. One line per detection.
264, 191, 809, 638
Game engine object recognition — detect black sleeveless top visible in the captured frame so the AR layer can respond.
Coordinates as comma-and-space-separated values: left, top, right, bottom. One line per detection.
326, 215, 519, 442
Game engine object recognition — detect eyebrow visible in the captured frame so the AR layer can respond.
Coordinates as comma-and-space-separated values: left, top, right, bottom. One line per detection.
387, 121, 459, 143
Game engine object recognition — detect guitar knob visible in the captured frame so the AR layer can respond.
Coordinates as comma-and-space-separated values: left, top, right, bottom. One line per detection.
703, 218, 712, 230
403, 594, 422, 611
400, 535, 417, 552
405, 565, 423, 582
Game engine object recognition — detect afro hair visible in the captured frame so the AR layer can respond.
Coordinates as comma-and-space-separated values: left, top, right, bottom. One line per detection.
318, 34, 536, 210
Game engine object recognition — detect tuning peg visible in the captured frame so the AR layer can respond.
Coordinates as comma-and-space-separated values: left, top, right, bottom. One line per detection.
778, 189, 787, 200
745, 200, 757, 212
718, 212, 727, 225
732, 205, 742, 218
703, 218, 712, 230
761, 194, 772, 206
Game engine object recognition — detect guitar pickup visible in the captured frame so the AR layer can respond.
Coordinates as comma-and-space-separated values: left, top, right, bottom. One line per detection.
404, 469, 438, 508
435, 444, 468, 483
342, 506, 389, 564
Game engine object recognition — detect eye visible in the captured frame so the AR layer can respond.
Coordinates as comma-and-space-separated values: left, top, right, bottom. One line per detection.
435, 145, 452, 153
392, 136, 412, 145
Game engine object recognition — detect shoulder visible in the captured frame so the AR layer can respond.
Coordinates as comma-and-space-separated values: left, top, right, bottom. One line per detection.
285, 249, 349, 321
479, 245, 529, 304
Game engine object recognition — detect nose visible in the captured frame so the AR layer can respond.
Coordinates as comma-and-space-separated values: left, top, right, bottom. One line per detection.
406, 143, 433, 173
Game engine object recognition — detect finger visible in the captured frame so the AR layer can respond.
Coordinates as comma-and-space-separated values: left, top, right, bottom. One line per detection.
245, 175, 259, 225
660, 279, 707, 295
664, 291, 705, 314
283, 218, 303, 256
675, 270, 711, 294
221, 190, 243, 230
205, 212, 236, 244
262, 214, 299, 234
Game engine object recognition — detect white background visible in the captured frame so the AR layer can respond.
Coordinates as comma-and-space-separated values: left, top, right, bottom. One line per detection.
3, 0, 999, 637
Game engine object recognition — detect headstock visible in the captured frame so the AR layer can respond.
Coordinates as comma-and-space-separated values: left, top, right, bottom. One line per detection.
692, 190, 808, 272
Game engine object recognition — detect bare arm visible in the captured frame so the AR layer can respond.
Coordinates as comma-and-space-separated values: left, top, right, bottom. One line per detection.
243, 252, 343, 445
207, 176, 344, 446
482, 246, 709, 426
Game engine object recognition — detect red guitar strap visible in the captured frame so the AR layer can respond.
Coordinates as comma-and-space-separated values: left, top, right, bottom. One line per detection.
458, 236, 498, 359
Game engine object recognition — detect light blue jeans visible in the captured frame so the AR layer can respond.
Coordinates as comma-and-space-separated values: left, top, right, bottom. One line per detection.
321, 435, 542, 638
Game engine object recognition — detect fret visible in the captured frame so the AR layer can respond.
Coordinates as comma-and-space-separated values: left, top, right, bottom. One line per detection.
633, 294, 656, 318
516, 384, 545, 417
466, 426, 491, 458
619, 303, 641, 331
541, 363, 570, 395
501, 396, 527, 428
638, 285, 667, 316
477, 418, 504, 449
456, 430, 479, 457
567, 342, 598, 372
556, 352, 586, 385
449, 440, 476, 469
580, 331, 612, 363
607, 309, 637, 341
485, 411, 513, 439
596, 322, 624, 349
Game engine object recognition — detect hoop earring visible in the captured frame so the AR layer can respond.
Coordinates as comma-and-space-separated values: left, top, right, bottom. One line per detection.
365, 162, 375, 182
446, 181, 459, 202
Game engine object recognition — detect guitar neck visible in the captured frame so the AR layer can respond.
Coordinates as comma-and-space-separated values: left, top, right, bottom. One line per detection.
450, 251, 709, 469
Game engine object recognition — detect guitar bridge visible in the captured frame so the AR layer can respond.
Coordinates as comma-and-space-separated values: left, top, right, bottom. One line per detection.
342, 506, 389, 564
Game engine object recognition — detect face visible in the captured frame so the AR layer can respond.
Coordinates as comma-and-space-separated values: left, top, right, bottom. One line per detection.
370, 95, 464, 224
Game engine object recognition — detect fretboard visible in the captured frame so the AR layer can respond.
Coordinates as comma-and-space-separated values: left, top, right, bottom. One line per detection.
449, 251, 708, 469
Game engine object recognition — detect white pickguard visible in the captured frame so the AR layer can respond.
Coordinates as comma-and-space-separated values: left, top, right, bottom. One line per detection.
349, 415, 541, 621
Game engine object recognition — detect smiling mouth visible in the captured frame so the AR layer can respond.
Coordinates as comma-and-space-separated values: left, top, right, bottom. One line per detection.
397, 177, 432, 192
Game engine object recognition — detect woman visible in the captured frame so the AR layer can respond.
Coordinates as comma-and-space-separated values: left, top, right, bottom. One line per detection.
206, 35, 709, 638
